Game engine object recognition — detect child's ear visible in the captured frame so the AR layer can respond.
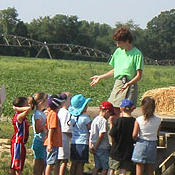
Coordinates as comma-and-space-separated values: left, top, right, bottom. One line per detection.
120, 107, 124, 111
106, 109, 111, 114
131, 106, 136, 111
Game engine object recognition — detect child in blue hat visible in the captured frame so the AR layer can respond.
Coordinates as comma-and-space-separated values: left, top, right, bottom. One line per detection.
68, 94, 92, 175
109, 99, 136, 175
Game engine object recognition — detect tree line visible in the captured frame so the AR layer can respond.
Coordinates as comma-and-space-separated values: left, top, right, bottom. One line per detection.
0, 7, 175, 61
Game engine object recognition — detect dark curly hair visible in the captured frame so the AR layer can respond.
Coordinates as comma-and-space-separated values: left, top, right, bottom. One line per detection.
113, 26, 133, 43
13, 97, 28, 107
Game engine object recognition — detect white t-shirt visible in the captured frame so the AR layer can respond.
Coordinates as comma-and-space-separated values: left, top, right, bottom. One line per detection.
58, 108, 72, 133
136, 115, 161, 141
90, 116, 110, 149
57, 108, 72, 159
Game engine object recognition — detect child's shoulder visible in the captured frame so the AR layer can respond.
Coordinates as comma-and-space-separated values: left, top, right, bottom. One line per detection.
12, 113, 18, 123
13, 113, 27, 124
136, 115, 144, 120
59, 107, 68, 112
114, 116, 135, 123
34, 109, 45, 117
152, 115, 161, 123
93, 115, 105, 122
48, 110, 57, 118
80, 113, 90, 118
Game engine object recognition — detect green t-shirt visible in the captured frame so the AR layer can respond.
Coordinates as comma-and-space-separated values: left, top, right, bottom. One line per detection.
109, 47, 144, 80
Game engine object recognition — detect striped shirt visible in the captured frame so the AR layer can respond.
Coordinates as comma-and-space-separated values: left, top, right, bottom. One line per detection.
11, 113, 29, 144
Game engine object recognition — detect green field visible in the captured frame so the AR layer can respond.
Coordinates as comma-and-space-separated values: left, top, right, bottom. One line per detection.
0, 56, 175, 174
0, 55, 175, 118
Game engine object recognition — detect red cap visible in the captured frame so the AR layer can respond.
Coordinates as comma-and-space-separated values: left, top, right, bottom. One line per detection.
99, 101, 114, 113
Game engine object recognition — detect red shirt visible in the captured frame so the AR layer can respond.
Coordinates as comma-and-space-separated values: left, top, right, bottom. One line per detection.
11, 113, 29, 144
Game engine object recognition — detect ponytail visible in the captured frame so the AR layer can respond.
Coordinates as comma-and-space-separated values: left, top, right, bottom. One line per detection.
28, 96, 36, 110
141, 96, 155, 120
28, 92, 48, 110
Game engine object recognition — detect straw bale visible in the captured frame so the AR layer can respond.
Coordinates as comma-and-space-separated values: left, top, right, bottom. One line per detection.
142, 87, 175, 115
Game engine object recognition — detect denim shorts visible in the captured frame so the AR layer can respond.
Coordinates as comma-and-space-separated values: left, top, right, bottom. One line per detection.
94, 148, 109, 170
132, 138, 157, 164
46, 146, 58, 165
31, 138, 46, 160
70, 144, 89, 163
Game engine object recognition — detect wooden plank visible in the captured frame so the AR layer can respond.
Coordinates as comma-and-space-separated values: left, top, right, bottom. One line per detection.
157, 153, 175, 174
162, 163, 175, 175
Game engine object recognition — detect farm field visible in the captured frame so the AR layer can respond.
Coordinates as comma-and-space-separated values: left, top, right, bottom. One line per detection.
0, 55, 175, 118
0, 55, 175, 174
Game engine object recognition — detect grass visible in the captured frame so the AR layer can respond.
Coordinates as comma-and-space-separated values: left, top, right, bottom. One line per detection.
0, 55, 175, 118
0, 55, 175, 174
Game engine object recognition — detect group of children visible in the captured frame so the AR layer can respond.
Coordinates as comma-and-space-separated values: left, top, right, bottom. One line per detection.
9, 92, 161, 175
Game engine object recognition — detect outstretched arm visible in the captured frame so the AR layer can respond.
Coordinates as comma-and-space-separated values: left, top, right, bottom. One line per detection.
90, 69, 114, 86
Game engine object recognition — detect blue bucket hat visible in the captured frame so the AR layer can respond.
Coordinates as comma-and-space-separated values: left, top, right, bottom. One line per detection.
68, 94, 92, 116
120, 99, 134, 108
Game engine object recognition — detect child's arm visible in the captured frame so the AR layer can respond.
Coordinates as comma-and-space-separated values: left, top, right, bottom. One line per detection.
35, 119, 47, 134
93, 132, 105, 152
89, 132, 95, 154
47, 128, 55, 152
87, 121, 91, 130
17, 107, 32, 123
63, 132, 72, 138
132, 121, 139, 140
13, 106, 31, 112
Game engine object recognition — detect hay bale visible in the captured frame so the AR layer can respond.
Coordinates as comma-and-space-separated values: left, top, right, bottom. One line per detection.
142, 87, 175, 115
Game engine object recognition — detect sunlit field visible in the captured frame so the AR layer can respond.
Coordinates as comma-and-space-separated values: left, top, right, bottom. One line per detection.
0, 55, 175, 174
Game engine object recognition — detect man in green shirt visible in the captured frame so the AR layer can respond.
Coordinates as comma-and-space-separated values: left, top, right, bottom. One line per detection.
90, 26, 144, 118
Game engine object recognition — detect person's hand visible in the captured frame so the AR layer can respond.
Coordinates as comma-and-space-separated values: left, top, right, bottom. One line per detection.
47, 144, 52, 152
13, 106, 17, 111
120, 82, 129, 93
90, 75, 101, 86
89, 146, 96, 154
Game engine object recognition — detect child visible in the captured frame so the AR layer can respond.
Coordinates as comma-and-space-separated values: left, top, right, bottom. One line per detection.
132, 96, 161, 175
68, 94, 92, 175
109, 99, 136, 175
54, 92, 72, 175
44, 96, 65, 175
10, 97, 31, 175
29, 92, 48, 175
89, 101, 114, 175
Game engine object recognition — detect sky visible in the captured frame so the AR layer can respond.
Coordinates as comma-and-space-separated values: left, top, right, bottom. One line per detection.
1, 0, 175, 29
